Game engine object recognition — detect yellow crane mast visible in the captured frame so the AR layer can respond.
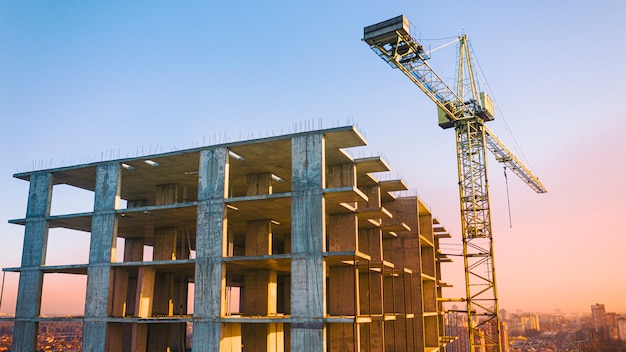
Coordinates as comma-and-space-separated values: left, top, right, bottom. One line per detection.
363, 15, 546, 352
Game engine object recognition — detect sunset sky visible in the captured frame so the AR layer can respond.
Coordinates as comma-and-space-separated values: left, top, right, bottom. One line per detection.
1, 1, 625, 316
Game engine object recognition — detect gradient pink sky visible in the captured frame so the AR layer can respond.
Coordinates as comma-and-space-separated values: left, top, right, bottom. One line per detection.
0, 1, 624, 316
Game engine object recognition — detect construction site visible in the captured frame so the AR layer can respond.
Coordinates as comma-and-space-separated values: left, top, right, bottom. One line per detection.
3, 14, 546, 352
6, 125, 454, 351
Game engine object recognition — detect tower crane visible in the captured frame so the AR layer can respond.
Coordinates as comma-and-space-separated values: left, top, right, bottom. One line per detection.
363, 15, 546, 352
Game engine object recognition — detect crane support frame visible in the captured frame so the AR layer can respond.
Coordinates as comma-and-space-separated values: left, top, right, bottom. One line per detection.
456, 118, 502, 351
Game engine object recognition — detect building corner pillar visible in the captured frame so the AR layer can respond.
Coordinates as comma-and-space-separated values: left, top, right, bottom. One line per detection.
83, 162, 121, 352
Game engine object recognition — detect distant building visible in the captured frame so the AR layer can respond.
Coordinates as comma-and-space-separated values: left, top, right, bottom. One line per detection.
617, 318, 626, 341
591, 303, 606, 333
500, 321, 510, 352
500, 308, 509, 322
445, 307, 468, 352
606, 312, 620, 340
508, 314, 540, 336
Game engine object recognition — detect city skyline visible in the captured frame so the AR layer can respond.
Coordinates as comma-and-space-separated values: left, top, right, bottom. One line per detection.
1, 1, 625, 317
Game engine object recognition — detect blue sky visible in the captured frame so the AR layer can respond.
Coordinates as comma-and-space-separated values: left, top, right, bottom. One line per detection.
1, 1, 625, 315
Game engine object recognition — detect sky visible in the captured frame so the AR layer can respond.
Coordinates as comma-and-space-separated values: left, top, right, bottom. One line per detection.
1, 1, 625, 316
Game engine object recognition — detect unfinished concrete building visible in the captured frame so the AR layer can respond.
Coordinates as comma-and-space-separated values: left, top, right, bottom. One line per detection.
6, 126, 453, 351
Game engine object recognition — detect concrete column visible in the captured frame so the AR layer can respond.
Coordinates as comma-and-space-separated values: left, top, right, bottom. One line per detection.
359, 269, 383, 315
384, 320, 396, 351
154, 227, 177, 261
124, 238, 144, 262
148, 227, 178, 349
13, 172, 52, 351
172, 240, 190, 349
134, 267, 156, 318
242, 323, 284, 352
107, 323, 123, 352
152, 185, 185, 350
220, 323, 242, 351
329, 323, 357, 352
245, 220, 272, 256
359, 185, 381, 210
383, 269, 395, 315
131, 323, 148, 352
326, 163, 355, 188
243, 270, 277, 316
282, 276, 291, 315
246, 173, 272, 195
83, 162, 121, 352
192, 148, 228, 352
241, 219, 278, 350
290, 134, 326, 352
147, 324, 175, 351
130, 266, 156, 351
152, 272, 174, 315
359, 228, 382, 262
404, 317, 416, 352
114, 195, 147, 323
327, 213, 357, 252
156, 183, 185, 205
393, 313, 409, 352
359, 320, 385, 352
243, 172, 283, 351
122, 238, 143, 351
328, 266, 356, 316
111, 269, 128, 317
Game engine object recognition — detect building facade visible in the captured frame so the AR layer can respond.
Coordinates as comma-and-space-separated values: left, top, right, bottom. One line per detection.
5, 126, 454, 351
591, 303, 606, 334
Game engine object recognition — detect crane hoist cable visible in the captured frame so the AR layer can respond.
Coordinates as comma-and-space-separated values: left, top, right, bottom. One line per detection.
504, 166, 513, 228
468, 40, 538, 175
0, 271, 5, 313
